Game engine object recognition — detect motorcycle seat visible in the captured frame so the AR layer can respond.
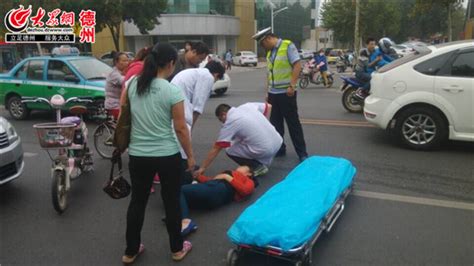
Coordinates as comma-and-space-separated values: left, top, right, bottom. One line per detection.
61, 116, 82, 127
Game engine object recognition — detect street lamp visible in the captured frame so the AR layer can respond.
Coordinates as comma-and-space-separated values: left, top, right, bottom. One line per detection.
266, 0, 288, 33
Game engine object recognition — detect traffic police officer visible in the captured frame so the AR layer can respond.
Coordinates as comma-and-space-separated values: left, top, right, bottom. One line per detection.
252, 27, 308, 162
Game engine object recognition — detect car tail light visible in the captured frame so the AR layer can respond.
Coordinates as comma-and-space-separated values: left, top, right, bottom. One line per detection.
364, 111, 376, 119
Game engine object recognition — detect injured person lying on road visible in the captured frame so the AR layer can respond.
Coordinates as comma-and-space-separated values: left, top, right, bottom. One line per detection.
179, 165, 256, 237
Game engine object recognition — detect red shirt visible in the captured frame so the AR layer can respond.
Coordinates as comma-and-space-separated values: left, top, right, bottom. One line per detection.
197, 171, 255, 201
120, 61, 144, 104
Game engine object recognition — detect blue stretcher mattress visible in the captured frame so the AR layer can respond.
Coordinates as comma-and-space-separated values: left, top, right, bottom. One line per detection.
227, 156, 356, 251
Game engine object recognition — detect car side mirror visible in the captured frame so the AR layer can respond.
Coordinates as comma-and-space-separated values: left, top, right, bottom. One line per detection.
64, 75, 80, 83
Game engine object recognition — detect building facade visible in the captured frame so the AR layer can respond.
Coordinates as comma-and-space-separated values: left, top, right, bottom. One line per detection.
92, 0, 256, 57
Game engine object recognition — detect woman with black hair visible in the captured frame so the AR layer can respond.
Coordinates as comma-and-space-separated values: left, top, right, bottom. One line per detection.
105, 51, 129, 119
122, 43, 195, 264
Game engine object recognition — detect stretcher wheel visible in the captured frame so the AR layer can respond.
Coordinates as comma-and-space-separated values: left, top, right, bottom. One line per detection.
227, 248, 239, 266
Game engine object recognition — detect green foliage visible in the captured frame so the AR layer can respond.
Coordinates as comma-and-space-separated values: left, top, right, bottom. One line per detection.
321, 0, 467, 46
256, 1, 312, 47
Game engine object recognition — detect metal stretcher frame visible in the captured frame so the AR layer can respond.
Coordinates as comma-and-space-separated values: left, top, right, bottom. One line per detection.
227, 185, 353, 266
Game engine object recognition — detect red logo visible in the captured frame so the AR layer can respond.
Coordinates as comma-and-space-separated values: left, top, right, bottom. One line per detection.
4, 5, 32, 32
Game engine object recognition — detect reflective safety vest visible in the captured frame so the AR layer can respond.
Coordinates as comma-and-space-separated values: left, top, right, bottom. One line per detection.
267, 40, 293, 90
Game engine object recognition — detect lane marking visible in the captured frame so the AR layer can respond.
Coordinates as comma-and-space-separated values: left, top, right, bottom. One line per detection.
301, 118, 376, 128
353, 190, 474, 211
23, 152, 38, 158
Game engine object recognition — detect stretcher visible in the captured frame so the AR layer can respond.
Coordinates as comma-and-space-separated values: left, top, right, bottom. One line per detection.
226, 156, 356, 266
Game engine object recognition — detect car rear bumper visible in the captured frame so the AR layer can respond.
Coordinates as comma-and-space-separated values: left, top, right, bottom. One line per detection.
0, 137, 24, 185
364, 96, 400, 130
241, 59, 258, 64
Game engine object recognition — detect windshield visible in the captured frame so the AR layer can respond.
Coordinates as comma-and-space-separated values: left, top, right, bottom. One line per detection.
378, 46, 432, 73
69, 58, 112, 80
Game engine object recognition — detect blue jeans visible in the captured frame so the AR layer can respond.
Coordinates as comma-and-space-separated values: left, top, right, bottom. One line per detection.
180, 180, 234, 218
355, 71, 371, 91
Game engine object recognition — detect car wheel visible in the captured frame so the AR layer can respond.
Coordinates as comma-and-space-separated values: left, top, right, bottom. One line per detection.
394, 106, 448, 150
7, 96, 30, 120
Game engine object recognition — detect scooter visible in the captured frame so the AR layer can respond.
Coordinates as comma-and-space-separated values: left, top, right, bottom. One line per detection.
299, 60, 334, 89
340, 76, 364, 113
23, 95, 93, 214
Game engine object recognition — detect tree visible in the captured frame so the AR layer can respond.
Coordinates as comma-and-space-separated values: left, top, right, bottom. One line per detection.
62, 0, 167, 51
414, 0, 462, 41
321, 0, 401, 47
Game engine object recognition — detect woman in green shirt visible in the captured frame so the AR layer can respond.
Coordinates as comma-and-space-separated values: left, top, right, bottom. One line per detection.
122, 43, 195, 264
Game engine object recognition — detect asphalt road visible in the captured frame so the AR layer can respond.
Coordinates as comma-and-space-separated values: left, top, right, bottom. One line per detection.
1, 66, 473, 266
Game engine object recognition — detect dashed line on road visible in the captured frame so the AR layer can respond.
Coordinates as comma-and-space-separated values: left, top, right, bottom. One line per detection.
301, 118, 376, 128
353, 190, 474, 211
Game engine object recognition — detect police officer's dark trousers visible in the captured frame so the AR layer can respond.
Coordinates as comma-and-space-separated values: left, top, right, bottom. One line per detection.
267, 91, 308, 158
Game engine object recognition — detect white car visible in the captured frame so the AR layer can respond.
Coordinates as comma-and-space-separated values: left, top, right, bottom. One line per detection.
0, 116, 24, 185
364, 40, 474, 150
200, 54, 231, 96
392, 44, 414, 57
233, 51, 258, 66
298, 49, 314, 60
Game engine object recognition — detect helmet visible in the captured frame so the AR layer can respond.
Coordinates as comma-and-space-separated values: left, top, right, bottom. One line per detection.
359, 48, 369, 58
378, 37, 394, 54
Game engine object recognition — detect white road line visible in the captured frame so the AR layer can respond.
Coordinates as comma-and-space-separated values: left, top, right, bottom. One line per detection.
23, 152, 38, 157
353, 190, 474, 211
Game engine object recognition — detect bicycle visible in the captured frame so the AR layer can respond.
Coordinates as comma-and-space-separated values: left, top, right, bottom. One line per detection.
93, 111, 116, 159
23, 95, 93, 214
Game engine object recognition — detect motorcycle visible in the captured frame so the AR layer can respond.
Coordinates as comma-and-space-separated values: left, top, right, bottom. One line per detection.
23, 95, 94, 214
299, 59, 334, 89
340, 76, 365, 113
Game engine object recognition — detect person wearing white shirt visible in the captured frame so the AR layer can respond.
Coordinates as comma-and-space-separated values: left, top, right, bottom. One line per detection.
171, 61, 225, 129
171, 61, 225, 183
195, 102, 283, 178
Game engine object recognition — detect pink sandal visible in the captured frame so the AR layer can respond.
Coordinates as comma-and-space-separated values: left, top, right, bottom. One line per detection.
172, 241, 192, 261
122, 243, 145, 264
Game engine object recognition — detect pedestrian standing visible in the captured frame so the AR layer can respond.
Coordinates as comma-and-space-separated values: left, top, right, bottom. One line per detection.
252, 27, 309, 162
105, 52, 129, 119
122, 43, 195, 264
225, 49, 233, 70
168, 41, 210, 81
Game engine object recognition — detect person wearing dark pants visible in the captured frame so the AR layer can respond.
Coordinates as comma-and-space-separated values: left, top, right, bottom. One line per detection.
127, 154, 184, 254
267, 92, 307, 160
180, 166, 255, 237
252, 27, 308, 162
227, 154, 261, 170
122, 43, 195, 264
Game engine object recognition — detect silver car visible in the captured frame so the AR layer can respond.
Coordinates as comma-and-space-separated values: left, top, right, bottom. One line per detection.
0, 116, 24, 185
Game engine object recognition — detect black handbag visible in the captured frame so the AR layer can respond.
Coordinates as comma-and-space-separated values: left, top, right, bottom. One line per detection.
103, 149, 131, 199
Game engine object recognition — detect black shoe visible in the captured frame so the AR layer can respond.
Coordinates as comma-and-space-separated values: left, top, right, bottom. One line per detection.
275, 149, 286, 157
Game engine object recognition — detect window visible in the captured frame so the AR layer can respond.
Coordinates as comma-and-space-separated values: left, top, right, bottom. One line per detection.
14, 62, 28, 79
47, 60, 77, 82
413, 50, 454, 76
450, 52, 474, 78
26, 60, 44, 80
236, 52, 241, 56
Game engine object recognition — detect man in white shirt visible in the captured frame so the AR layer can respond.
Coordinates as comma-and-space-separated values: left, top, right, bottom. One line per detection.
171, 61, 225, 129
195, 102, 283, 177
171, 61, 225, 184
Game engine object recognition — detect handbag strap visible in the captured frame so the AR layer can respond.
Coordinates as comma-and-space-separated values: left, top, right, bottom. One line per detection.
110, 149, 123, 181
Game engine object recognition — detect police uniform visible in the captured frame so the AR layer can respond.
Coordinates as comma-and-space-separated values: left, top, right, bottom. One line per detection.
252, 28, 308, 161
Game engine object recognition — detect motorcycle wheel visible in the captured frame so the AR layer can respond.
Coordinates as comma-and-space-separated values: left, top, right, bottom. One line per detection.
299, 77, 309, 89
341, 86, 363, 113
52, 169, 68, 214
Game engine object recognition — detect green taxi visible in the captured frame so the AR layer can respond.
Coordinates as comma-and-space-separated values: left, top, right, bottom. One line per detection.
0, 55, 112, 120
